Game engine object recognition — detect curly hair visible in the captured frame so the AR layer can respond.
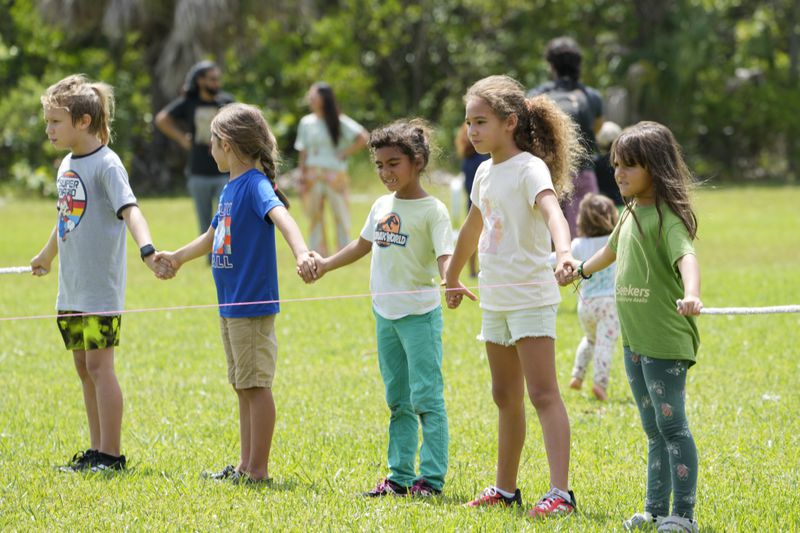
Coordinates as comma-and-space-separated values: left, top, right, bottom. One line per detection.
369, 118, 436, 171
464, 75, 584, 200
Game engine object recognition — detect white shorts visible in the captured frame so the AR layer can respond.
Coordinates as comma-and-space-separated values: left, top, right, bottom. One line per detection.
478, 304, 558, 346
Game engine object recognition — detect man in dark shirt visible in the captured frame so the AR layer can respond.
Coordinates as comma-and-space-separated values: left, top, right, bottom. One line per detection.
529, 37, 604, 236
155, 61, 234, 234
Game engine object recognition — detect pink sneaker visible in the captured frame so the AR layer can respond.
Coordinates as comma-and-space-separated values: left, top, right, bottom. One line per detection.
528, 488, 576, 518
409, 478, 441, 497
464, 486, 522, 507
363, 477, 409, 497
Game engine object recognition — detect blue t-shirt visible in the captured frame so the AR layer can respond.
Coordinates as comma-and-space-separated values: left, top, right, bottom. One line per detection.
211, 169, 284, 318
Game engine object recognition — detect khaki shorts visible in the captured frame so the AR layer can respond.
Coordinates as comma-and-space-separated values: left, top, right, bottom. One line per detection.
220, 315, 277, 389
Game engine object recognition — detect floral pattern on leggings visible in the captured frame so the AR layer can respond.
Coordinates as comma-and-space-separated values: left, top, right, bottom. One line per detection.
572, 296, 619, 388
624, 347, 698, 520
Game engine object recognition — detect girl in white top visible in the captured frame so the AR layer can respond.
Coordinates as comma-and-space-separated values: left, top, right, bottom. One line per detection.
446, 75, 581, 517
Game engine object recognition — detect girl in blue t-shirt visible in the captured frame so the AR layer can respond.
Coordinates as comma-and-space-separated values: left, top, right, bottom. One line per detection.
564, 121, 702, 533
157, 103, 317, 484
310, 120, 453, 498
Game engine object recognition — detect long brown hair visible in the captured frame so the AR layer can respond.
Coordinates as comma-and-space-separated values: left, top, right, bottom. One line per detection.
464, 74, 584, 200
210, 103, 289, 207
611, 121, 697, 239
41, 74, 114, 145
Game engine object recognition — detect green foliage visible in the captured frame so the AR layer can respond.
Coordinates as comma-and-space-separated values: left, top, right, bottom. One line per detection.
0, 0, 799, 194
0, 186, 798, 530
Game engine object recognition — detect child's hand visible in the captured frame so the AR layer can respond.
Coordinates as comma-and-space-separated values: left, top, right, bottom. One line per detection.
296, 251, 317, 283
152, 251, 180, 280
306, 251, 328, 280
676, 297, 703, 316
555, 256, 580, 286
30, 254, 52, 276
445, 278, 477, 309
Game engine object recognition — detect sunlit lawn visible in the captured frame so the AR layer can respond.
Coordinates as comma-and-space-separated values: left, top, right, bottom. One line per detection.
0, 184, 798, 530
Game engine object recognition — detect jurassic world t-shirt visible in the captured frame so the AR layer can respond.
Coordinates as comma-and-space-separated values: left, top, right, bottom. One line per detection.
470, 151, 561, 311
609, 204, 700, 362
211, 169, 283, 318
164, 92, 234, 176
55, 146, 137, 313
361, 194, 453, 320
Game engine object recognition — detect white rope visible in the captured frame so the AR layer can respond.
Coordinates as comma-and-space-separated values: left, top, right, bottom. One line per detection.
677, 299, 800, 315
0, 266, 32, 275
698, 305, 800, 315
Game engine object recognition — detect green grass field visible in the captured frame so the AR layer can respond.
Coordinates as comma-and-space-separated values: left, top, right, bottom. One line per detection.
1, 185, 798, 531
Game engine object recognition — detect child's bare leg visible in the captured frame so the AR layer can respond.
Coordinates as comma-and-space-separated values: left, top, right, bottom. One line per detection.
73, 350, 100, 450
235, 387, 250, 473
486, 342, 526, 493
84, 348, 122, 456
517, 337, 571, 491
242, 386, 275, 480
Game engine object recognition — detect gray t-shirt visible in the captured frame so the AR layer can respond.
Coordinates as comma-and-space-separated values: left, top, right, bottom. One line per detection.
55, 146, 137, 313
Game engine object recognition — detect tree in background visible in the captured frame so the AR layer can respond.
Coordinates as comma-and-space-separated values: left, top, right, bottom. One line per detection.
1, 0, 797, 195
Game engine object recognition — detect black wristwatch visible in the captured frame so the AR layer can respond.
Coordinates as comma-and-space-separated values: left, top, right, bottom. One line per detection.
140, 244, 156, 261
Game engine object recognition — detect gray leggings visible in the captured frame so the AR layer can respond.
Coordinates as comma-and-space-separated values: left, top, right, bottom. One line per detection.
624, 347, 698, 520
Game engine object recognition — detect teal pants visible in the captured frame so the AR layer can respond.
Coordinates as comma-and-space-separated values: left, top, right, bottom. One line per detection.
624, 347, 698, 519
374, 307, 449, 490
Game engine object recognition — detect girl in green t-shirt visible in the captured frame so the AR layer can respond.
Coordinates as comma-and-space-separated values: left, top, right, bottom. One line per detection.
563, 121, 703, 533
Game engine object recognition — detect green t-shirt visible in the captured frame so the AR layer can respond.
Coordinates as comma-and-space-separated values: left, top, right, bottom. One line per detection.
609, 204, 700, 363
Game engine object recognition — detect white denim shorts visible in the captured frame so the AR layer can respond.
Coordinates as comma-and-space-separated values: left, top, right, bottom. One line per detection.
478, 304, 558, 346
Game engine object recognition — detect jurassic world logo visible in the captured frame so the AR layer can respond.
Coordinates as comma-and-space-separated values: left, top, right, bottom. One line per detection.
374, 212, 408, 248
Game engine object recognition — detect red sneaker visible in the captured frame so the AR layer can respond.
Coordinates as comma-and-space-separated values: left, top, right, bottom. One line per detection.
528, 489, 576, 518
464, 486, 522, 507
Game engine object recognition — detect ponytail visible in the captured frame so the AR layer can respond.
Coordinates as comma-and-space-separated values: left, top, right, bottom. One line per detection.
211, 103, 290, 208
89, 82, 114, 145
41, 74, 115, 145
465, 75, 585, 201
523, 95, 583, 200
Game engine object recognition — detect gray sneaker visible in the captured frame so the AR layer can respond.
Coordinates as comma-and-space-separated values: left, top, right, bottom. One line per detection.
624, 512, 664, 530
657, 516, 699, 533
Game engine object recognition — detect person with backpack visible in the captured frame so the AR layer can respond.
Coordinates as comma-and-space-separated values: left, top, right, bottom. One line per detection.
528, 36, 604, 236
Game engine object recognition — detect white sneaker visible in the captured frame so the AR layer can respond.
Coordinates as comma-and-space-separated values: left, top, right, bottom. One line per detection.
623, 512, 664, 530
657, 515, 699, 533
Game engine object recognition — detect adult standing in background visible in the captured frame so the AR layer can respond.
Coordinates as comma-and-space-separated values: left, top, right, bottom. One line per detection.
529, 37, 604, 236
155, 61, 234, 234
295, 82, 368, 256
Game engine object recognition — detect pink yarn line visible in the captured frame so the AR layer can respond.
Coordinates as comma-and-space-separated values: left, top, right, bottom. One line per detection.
0, 279, 556, 322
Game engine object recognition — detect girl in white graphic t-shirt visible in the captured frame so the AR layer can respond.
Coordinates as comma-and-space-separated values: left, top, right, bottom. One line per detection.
445, 75, 582, 517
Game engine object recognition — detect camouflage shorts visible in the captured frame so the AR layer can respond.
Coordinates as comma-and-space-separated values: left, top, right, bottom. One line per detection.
56, 311, 121, 351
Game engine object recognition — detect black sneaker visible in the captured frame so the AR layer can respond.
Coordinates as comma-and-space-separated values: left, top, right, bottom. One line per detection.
228, 471, 272, 485
90, 452, 127, 472
201, 465, 237, 480
60, 449, 98, 472
364, 477, 410, 497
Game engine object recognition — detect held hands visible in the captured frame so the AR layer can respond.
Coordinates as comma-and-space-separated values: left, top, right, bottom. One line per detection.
151, 251, 180, 280
444, 277, 477, 309
555, 254, 580, 286
676, 296, 703, 316
296, 251, 318, 283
